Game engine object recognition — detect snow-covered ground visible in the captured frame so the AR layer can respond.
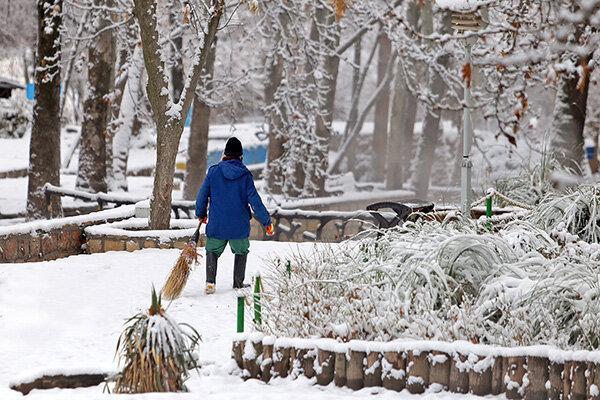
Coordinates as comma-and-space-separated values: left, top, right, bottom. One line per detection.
0, 243, 496, 400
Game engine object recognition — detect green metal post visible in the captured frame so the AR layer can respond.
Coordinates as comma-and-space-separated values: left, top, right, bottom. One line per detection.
486, 195, 493, 230
237, 296, 244, 333
254, 275, 262, 326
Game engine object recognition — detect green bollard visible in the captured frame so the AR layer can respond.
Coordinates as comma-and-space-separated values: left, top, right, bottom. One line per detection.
286, 260, 291, 278
237, 296, 245, 333
486, 195, 493, 230
254, 275, 262, 326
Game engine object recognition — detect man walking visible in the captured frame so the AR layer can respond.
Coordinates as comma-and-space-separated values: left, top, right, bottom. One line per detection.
195, 137, 274, 294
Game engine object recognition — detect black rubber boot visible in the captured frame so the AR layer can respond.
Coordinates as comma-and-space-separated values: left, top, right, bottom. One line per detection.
233, 254, 250, 289
206, 252, 218, 284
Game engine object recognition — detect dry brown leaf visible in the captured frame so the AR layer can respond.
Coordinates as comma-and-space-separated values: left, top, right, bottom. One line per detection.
183, 3, 191, 24
462, 63, 472, 88
577, 58, 590, 94
331, 0, 348, 21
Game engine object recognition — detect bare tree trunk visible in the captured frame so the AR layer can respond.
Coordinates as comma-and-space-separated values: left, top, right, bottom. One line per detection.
313, 8, 340, 195
27, 0, 63, 219
341, 35, 380, 172
106, 44, 129, 184
76, 2, 115, 193
371, 33, 392, 182
346, 37, 361, 139
264, 14, 287, 195
386, 1, 419, 190
110, 45, 144, 191
134, 0, 222, 229
60, 10, 91, 121
183, 39, 217, 201
329, 51, 398, 176
386, 60, 418, 190
412, 6, 451, 199
550, 56, 592, 174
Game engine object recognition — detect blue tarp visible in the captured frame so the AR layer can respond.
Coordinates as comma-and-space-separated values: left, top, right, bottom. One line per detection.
206, 145, 267, 167
26, 83, 34, 100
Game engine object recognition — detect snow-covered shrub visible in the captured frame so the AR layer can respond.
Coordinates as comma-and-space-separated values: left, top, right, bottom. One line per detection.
494, 153, 556, 207
261, 219, 535, 341
533, 184, 600, 243
525, 251, 600, 349
259, 212, 600, 350
114, 288, 200, 393
0, 97, 30, 138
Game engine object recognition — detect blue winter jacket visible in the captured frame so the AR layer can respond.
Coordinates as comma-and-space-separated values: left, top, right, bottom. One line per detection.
195, 159, 272, 240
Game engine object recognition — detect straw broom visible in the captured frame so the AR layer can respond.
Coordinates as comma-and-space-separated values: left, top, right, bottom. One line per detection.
162, 223, 203, 300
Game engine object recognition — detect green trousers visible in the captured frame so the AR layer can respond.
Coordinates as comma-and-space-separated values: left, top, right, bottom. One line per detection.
205, 237, 250, 257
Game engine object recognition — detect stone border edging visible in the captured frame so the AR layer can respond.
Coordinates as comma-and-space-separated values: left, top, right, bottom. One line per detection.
232, 334, 600, 399
84, 218, 205, 253
0, 206, 136, 263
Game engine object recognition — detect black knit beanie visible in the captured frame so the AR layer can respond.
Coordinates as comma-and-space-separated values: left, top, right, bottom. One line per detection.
224, 137, 243, 158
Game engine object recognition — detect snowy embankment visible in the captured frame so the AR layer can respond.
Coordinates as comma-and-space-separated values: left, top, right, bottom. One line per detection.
0, 242, 490, 400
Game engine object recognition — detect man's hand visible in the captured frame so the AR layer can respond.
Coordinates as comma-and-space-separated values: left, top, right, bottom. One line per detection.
265, 223, 275, 236
199, 217, 208, 225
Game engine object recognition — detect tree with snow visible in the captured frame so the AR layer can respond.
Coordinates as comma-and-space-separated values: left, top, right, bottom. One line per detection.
132, 0, 223, 229
27, 0, 63, 219
75, 0, 117, 194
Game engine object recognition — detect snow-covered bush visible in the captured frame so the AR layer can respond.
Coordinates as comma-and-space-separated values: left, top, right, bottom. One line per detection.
533, 184, 600, 243
114, 288, 200, 393
0, 97, 30, 138
526, 250, 600, 349
259, 210, 600, 351
494, 153, 556, 207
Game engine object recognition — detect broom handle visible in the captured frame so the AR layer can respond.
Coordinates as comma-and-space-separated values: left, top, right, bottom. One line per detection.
191, 220, 203, 245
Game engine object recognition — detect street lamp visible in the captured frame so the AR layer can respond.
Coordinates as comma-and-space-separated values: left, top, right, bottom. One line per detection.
450, 7, 485, 218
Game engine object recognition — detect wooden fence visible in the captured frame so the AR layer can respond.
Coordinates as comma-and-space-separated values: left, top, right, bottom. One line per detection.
232, 336, 600, 400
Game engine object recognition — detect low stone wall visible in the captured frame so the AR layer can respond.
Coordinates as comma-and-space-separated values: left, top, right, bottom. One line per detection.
84, 218, 206, 254
233, 335, 600, 400
0, 206, 136, 263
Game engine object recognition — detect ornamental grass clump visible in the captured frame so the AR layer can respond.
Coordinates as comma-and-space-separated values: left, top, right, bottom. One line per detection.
533, 184, 600, 243
114, 288, 201, 393
494, 151, 556, 207
259, 213, 600, 350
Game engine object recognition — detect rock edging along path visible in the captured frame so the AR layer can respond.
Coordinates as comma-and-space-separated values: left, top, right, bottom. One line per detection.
0, 206, 135, 263
84, 218, 206, 253
232, 334, 600, 400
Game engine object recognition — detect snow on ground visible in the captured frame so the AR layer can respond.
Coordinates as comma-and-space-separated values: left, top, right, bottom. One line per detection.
0, 242, 499, 400
0, 137, 29, 173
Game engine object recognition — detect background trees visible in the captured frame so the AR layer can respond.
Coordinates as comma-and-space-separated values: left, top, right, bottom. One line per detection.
2, 0, 598, 223
133, 0, 222, 229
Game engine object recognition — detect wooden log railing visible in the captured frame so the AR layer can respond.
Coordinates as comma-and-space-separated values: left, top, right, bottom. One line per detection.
44, 184, 435, 242
232, 335, 600, 400
43, 184, 196, 219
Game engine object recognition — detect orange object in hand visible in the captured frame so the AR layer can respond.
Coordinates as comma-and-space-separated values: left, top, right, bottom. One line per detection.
265, 223, 275, 236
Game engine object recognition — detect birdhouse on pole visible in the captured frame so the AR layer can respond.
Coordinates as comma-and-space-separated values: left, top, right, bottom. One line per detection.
451, 11, 484, 33
436, 0, 489, 33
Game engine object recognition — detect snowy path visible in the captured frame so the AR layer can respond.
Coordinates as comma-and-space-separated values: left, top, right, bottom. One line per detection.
1, 243, 492, 399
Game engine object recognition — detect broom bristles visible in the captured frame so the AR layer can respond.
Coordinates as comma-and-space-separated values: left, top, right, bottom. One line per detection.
162, 242, 200, 300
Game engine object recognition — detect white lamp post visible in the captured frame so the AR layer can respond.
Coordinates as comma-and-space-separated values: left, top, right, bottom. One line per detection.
450, 9, 485, 218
